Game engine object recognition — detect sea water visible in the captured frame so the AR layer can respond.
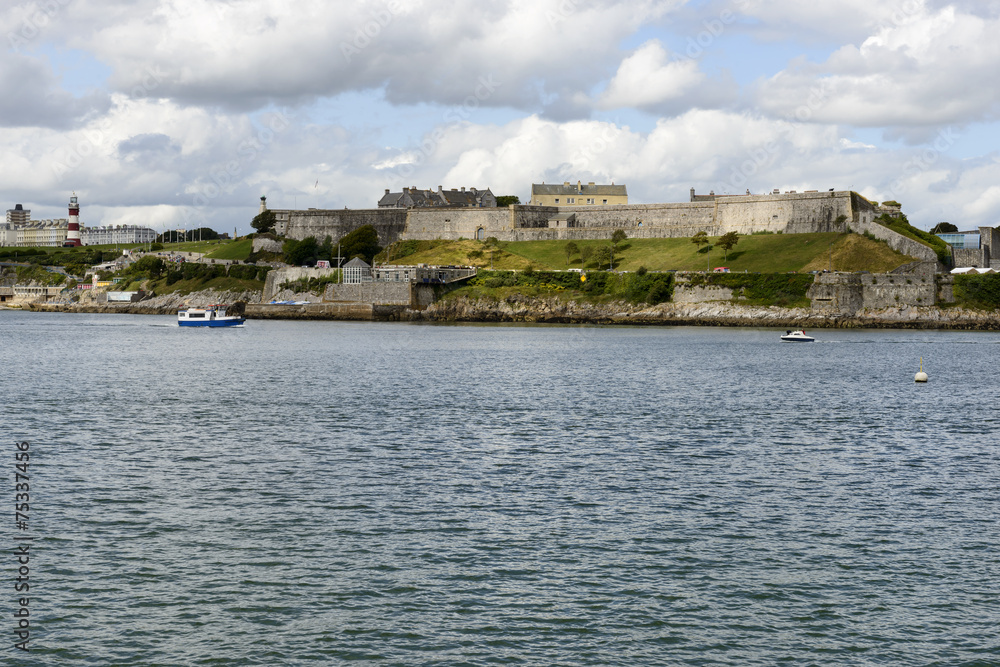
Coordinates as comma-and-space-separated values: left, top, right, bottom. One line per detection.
2, 310, 999, 665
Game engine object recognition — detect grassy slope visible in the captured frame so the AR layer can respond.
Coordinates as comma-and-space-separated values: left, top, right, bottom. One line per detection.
204, 238, 253, 260
386, 239, 546, 270
117, 275, 264, 295
387, 233, 916, 274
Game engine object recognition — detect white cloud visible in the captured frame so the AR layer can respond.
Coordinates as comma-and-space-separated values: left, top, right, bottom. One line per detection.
599, 40, 711, 110
751, 3, 1000, 129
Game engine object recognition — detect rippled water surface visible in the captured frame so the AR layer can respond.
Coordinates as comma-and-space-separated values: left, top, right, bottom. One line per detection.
3, 311, 1000, 665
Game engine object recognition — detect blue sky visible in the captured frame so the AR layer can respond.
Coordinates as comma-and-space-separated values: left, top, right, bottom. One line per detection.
3, 0, 1000, 234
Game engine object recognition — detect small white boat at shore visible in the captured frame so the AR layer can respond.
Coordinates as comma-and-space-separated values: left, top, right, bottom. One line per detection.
781, 329, 815, 342
178, 304, 245, 327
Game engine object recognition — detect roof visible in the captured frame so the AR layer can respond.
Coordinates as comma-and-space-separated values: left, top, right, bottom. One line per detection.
378, 192, 406, 207
531, 182, 627, 196
343, 257, 371, 268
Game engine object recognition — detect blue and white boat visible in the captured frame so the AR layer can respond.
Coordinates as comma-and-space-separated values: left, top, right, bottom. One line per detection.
178, 304, 245, 327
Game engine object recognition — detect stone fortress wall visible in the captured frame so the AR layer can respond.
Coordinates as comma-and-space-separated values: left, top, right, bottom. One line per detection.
272, 190, 940, 267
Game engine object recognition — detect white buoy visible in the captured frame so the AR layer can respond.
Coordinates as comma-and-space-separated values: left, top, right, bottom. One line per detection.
915, 357, 928, 383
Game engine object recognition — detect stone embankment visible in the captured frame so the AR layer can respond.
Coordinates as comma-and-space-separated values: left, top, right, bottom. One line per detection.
25, 289, 261, 315
410, 295, 1000, 330
14, 289, 1000, 330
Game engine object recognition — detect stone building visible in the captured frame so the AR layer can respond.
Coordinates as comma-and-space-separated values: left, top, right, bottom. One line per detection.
378, 186, 496, 208
7, 220, 69, 246
949, 226, 1000, 269
6, 204, 30, 225
530, 181, 628, 206
81, 225, 158, 246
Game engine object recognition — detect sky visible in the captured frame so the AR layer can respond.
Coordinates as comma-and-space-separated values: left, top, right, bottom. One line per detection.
4, 0, 1000, 235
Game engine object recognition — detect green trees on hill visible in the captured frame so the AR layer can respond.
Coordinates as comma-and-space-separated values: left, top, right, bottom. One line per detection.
281, 225, 383, 266
716, 231, 739, 261
338, 225, 382, 264
251, 210, 276, 234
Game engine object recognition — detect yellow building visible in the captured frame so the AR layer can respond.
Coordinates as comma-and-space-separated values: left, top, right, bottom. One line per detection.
530, 181, 628, 207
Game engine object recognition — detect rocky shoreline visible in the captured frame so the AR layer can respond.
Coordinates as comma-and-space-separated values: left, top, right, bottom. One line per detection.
412, 295, 1000, 330
13, 292, 1000, 330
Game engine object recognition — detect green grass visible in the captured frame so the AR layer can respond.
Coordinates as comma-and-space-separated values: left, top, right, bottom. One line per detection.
145, 275, 265, 296
385, 239, 545, 270
388, 233, 918, 274
871, 214, 951, 264
205, 238, 253, 260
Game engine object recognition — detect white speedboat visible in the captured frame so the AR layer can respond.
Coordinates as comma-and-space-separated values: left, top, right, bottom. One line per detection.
178, 304, 245, 327
781, 329, 815, 342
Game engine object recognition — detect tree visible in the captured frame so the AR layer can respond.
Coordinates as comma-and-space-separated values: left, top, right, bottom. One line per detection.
931, 222, 958, 234
318, 235, 334, 263
564, 241, 579, 266
691, 230, 709, 250
284, 236, 320, 266
185, 227, 220, 241
495, 195, 520, 207
609, 229, 627, 270
251, 209, 276, 234
580, 245, 594, 266
338, 225, 382, 264
595, 245, 612, 269
716, 231, 739, 261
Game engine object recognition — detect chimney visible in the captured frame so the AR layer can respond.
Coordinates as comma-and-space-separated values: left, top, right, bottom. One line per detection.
385, 189, 390, 195
577, 180, 582, 193
438, 185, 442, 193
461, 187, 465, 192
588, 182, 595, 186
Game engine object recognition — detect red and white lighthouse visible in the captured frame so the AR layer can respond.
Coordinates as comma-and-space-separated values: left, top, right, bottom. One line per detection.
66, 193, 81, 246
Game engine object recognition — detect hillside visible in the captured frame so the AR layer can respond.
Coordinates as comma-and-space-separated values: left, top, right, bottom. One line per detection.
380, 232, 917, 274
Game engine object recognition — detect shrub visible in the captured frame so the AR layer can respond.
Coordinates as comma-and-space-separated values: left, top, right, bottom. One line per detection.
954, 273, 1000, 309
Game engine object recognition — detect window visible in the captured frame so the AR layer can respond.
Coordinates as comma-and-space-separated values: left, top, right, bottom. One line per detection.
603, 199, 608, 204
568, 198, 575, 204
554, 198, 559, 204
587, 198, 594, 204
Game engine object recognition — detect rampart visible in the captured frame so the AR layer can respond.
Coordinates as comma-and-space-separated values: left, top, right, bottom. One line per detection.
397, 190, 877, 242
846, 215, 939, 264
274, 208, 408, 247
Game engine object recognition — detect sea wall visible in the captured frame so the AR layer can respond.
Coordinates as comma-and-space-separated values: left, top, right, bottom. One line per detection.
263, 267, 340, 301
326, 282, 412, 306
808, 270, 937, 313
